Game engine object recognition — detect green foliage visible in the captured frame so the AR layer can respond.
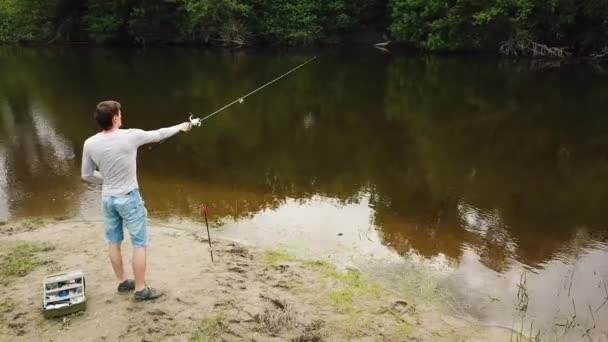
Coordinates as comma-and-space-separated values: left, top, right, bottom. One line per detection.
0, 0, 371, 45
128, 1, 186, 44
0, 0, 607, 51
254, 0, 323, 45
0, 0, 55, 43
181, 0, 253, 43
390, 0, 519, 50
390, 0, 608, 52
254, 0, 369, 45
84, 0, 187, 44
84, 0, 132, 43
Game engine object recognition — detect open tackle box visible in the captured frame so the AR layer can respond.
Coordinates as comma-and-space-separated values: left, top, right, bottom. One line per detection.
42, 270, 87, 318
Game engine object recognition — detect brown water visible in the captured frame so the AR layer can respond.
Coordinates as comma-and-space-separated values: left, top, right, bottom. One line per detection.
1, 47, 608, 339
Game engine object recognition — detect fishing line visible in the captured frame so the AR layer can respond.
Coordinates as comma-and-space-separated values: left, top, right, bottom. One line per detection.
192, 55, 318, 125
151, 55, 317, 147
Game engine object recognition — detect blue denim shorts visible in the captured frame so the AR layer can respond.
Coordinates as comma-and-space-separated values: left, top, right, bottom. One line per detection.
102, 189, 148, 247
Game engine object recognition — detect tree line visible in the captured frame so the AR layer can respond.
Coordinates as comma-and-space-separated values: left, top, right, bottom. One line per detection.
1, 0, 607, 56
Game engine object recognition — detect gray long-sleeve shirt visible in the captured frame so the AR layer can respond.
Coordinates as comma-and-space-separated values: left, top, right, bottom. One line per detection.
81, 124, 184, 196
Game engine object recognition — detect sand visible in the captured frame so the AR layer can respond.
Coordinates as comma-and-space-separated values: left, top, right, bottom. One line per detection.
0, 219, 508, 341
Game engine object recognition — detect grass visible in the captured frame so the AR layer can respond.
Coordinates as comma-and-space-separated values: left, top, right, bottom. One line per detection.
263, 249, 384, 314
260, 249, 448, 340
329, 289, 355, 313
0, 242, 55, 284
262, 250, 293, 266
20, 218, 45, 230
0, 218, 45, 234
190, 311, 226, 342
301, 259, 381, 313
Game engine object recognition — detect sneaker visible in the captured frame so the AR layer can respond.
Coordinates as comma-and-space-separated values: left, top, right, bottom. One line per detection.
117, 279, 135, 293
134, 287, 163, 301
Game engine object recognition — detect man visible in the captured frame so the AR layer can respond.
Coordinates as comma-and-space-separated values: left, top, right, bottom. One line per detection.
81, 100, 192, 301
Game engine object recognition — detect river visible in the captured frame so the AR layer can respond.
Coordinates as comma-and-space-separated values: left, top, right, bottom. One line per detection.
1, 47, 607, 340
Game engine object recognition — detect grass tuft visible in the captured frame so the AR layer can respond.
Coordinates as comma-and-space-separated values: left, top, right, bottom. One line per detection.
262, 250, 293, 266
329, 289, 355, 313
190, 311, 226, 342
0, 242, 55, 284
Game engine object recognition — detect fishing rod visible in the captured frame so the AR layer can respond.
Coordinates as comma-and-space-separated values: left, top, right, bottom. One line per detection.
151, 55, 318, 147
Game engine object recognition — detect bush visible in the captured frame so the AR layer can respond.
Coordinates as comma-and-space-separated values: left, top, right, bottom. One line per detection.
389, 0, 608, 52
84, 0, 132, 43
181, 0, 253, 44
253, 0, 369, 45
0, 0, 55, 43
128, 1, 186, 44
1, 0, 606, 51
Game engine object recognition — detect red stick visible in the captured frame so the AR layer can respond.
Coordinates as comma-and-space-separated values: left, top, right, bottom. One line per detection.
201, 204, 214, 262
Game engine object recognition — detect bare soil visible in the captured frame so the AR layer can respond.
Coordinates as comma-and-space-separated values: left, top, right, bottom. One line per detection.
0, 219, 508, 341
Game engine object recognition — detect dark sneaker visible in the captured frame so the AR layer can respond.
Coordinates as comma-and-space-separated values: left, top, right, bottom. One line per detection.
117, 279, 135, 293
134, 287, 163, 301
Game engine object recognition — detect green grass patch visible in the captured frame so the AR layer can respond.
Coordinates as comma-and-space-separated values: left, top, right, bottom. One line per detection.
262, 249, 294, 266
190, 311, 226, 342
302, 259, 335, 273
259, 250, 452, 340
324, 271, 382, 313
261, 251, 382, 312
301, 259, 382, 312
0, 242, 55, 284
329, 289, 355, 313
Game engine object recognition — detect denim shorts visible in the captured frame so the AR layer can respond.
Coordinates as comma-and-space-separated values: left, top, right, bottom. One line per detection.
102, 189, 148, 247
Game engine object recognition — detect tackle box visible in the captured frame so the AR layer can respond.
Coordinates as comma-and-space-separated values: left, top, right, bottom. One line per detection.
42, 270, 87, 318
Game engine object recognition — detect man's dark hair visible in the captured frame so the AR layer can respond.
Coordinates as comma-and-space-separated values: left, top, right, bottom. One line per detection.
94, 101, 121, 130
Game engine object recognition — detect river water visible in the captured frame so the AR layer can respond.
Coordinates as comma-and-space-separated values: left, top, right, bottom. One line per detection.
1, 47, 607, 339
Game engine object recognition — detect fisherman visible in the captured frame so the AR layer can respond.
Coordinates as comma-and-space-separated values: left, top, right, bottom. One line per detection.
81, 100, 192, 301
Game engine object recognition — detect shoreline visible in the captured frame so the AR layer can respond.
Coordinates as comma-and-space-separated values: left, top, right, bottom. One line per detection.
1, 45, 606, 67
0, 218, 508, 341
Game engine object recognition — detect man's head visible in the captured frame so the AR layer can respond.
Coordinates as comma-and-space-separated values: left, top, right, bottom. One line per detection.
94, 100, 122, 131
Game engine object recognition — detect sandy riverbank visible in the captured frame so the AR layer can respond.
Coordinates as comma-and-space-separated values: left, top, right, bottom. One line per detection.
0, 219, 508, 341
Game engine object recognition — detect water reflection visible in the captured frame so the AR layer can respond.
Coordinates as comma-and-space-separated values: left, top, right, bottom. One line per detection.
1, 47, 608, 337
0, 68, 80, 219
1, 47, 607, 268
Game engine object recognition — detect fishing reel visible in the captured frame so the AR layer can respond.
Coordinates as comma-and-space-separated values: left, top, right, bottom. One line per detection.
189, 113, 202, 127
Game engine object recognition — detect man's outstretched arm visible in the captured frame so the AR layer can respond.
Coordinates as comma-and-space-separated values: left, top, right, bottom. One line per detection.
130, 122, 192, 147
